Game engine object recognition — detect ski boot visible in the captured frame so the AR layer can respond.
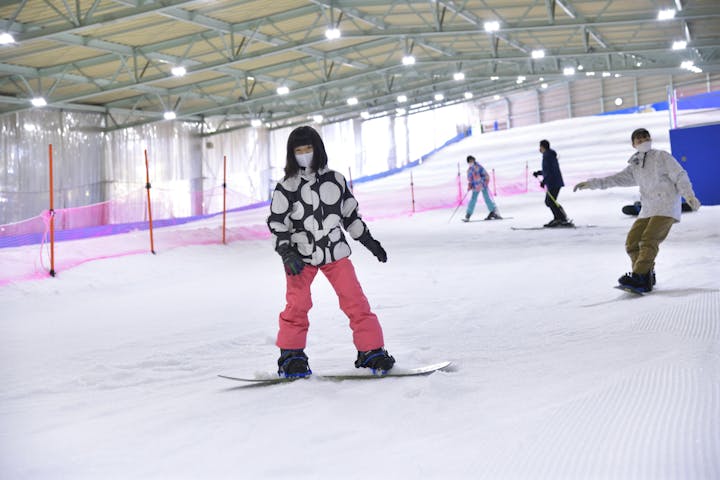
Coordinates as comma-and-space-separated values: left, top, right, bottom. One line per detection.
485, 210, 502, 220
355, 347, 395, 375
543, 219, 561, 228
461, 214, 470, 223
277, 349, 312, 378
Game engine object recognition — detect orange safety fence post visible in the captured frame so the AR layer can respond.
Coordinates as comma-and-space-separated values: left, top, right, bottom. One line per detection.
410, 171, 416, 213
222, 155, 227, 245
144, 149, 156, 254
48, 144, 56, 277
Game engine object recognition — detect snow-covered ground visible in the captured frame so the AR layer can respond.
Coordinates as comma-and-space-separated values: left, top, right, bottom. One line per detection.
1, 111, 719, 479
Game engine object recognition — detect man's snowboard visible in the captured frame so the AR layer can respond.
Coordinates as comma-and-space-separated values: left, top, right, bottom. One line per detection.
614, 285, 646, 296
219, 361, 453, 385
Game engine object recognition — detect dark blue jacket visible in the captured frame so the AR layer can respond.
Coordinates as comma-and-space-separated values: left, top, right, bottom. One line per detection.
541, 148, 565, 189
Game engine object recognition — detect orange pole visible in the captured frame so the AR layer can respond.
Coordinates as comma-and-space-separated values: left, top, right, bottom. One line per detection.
144, 150, 156, 254
410, 171, 416, 213
48, 144, 56, 277
222, 155, 227, 244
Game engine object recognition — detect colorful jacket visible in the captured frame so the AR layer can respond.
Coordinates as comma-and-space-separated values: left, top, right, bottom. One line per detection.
584, 149, 695, 222
267, 167, 370, 266
467, 163, 490, 192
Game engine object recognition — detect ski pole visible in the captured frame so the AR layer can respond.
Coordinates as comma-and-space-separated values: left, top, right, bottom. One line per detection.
448, 190, 470, 222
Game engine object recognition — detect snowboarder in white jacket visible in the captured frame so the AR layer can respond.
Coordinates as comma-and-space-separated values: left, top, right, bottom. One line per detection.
573, 128, 701, 292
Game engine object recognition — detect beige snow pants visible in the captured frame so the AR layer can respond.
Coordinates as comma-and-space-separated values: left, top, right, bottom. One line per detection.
625, 216, 675, 275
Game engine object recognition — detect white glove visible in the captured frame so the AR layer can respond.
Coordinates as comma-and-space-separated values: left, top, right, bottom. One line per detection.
573, 181, 589, 192
686, 195, 701, 211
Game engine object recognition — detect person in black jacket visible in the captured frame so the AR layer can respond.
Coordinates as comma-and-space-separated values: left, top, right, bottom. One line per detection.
533, 139, 572, 227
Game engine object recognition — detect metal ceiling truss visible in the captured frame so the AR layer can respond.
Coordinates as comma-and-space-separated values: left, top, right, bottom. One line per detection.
0, 0, 718, 133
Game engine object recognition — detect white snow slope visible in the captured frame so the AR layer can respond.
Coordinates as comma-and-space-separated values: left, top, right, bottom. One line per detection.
1, 111, 719, 480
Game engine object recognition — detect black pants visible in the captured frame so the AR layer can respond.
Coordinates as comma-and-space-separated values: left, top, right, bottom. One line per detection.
545, 186, 567, 221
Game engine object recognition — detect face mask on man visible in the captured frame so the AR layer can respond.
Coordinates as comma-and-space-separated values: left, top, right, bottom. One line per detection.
295, 152, 314, 168
635, 141, 652, 153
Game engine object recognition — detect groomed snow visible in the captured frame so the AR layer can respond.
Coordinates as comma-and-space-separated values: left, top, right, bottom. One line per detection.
1, 111, 719, 479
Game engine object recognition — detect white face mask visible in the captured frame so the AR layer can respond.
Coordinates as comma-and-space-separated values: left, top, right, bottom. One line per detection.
295, 152, 313, 168
635, 141, 652, 153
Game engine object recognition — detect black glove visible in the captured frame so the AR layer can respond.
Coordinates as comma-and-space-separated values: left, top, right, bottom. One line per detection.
277, 244, 305, 275
532, 170, 542, 178
358, 231, 387, 263
540, 180, 545, 188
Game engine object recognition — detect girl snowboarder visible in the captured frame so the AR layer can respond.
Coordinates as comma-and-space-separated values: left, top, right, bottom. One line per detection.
267, 125, 395, 377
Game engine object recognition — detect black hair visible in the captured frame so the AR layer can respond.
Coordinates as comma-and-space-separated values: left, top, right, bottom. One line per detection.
539, 139, 550, 149
466, 155, 476, 163
284, 125, 329, 178
631, 128, 651, 143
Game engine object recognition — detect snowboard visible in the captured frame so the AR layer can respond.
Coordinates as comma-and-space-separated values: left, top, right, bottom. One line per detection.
219, 361, 453, 385
614, 285, 646, 296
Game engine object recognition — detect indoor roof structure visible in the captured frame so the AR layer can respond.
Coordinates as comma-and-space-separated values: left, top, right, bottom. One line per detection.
1, 0, 718, 133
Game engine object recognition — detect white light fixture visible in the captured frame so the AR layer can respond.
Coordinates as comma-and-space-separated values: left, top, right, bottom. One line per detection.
464, 92, 474, 99
539, 77, 544, 81
531, 49, 545, 59
484, 21, 500, 33
586, 71, 596, 76
453, 72, 465, 81
163, 111, 176, 120
171, 66, 186, 77
614, 97, 623, 106
541, 83, 548, 89
657, 9, 676, 20
251, 119, 262, 127
672, 40, 687, 50
247, 76, 255, 81
402, 55, 416, 65
397, 94, 408, 103
516, 75, 526, 84
360, 111, 370, 119
277, 86, 290, 95
577, 65, 584, 71
0, 33, 15, 44
325, 28, 341, 40
434, 93, 444, 101
347, 97, 358, 106
602, 71, 611, 77
636, 61, 643, 67
396, 107, 406, 115
490, 76, 499, 81
681, 60, 703, 73
563, 67, 575, 76
614, 73, 622, 78
493, 94, 501, 100
31, 97, 47, 107
313, 114, 323, 123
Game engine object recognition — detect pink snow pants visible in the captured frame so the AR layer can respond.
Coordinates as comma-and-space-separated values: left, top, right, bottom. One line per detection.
276, 257, 385, 351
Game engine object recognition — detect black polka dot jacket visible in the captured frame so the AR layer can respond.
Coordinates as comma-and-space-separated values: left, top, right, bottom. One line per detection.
267, 167, 370, 266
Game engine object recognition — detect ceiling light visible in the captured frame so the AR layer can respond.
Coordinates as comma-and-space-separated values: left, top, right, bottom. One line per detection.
531, 49, 545, 59
171, 66, 186, 77
493, 95, 501, 100
402, 55, 416, 65
453, 72, 465, 81
614, 73, 622, 77
347, 97, 358, 106
0, 33, 15, 44
602, 71, 611, 77
657, 9, 676, 20
360, 111, 370, 119
163, 111, 176, 120
636, 61, 643, 67
672, 40, 687, 50
31, 97, 47, 107
251, 119, 262, 127
563, 67, 575, 75
541, 83, 548, 89
277, 86, 290, 95
313, 115, 323, 123
539, 77, 544, 81
484, 21, 500, 32
614, 97, 623, 106
397, 95, 408, 103
490, 76, 499, 81
681, 60, 694, 69
586, 71, 596, 76
434, 93, 444, 101
464, 92, 474, 99
577, 65, 584, 71
325, 28, 341, 40
396, 108, 406, 115
516, 75, 526, 84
